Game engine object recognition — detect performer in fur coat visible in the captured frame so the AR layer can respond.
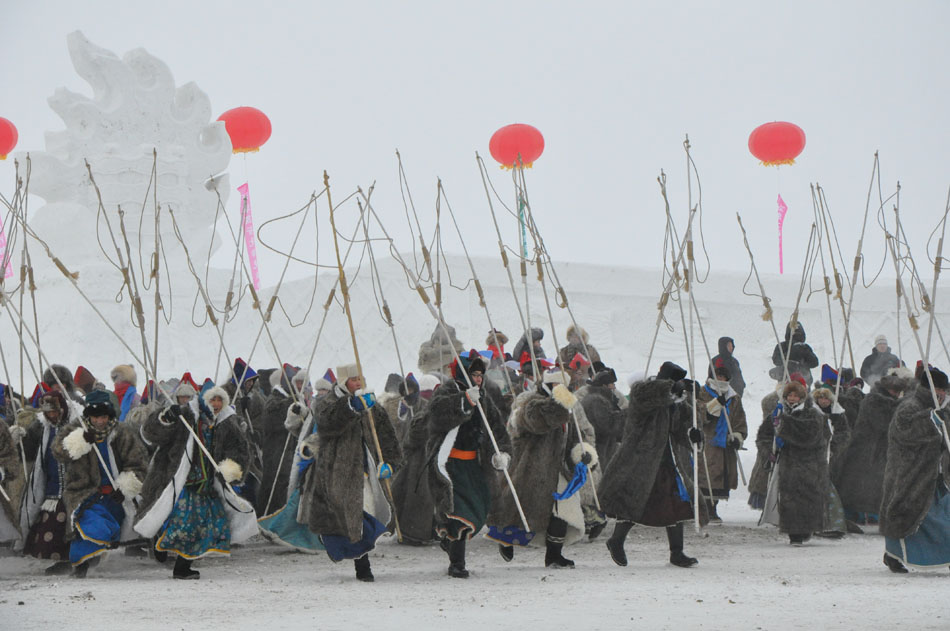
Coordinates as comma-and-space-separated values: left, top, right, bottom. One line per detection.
52, 391, 148, 577
0, 422, 22, 547
486, 369, 595, 569
880, 368, 950, 573
223, 358, 266, 507
834, 370, 910, 526
18, 389, 82, 575
257, 366, 308, 515
299, 364, 402, 582
601, 362, 706, 569
134, 386, 256, 579
696, 362, 747, 522
426, 352, 511, 577
757, 380, 829, 544
579, 366, 624, 469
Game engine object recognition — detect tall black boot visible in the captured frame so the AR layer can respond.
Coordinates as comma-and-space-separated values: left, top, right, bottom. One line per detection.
173, 556, 200, 580
354, 555, 374, 582
544, 517, 575, 569
667, 523, 698, 568
448, 538, 469, 578
606, 520, 633, 567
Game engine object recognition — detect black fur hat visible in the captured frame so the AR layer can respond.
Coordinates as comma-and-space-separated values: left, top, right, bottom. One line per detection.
657, 361, 687, 382
591, 368, 617, 387
920, 367, 949, 390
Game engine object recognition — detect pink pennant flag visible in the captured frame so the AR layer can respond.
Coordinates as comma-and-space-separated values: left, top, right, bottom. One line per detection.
0, 216, 12, 280
777, 194, 788, 274
237, 183, 261, 291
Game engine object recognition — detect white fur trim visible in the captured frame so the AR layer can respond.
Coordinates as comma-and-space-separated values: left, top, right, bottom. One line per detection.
552, 384, 577, 410
888, 365, 914, 380
63, 427, 93, 460
336, 363, 360, 384
570, 441, 599, 468
218, 458, 243, 484
203, 385, 231, 408
115, 470, 143, 497
292, 369, 309, 386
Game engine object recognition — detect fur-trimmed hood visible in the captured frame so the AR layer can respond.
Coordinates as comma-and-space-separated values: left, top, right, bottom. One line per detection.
110, 364, 137, 386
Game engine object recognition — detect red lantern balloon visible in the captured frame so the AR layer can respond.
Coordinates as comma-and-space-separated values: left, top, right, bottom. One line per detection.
489, 123, 544, 169
748, 122, 806, 166
217, 107, 272, 154
0, 117, 18, 160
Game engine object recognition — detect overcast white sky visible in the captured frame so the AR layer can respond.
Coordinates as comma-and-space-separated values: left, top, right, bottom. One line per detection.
3, 0, 948, 285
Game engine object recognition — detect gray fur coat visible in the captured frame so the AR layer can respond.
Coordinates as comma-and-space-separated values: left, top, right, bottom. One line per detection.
299, 388, 402, 542
774, 399, 829, 534
834, 377, 905, 513
487, 388, 578, 536
580, 385, 623, 467
598, 379, 707, 526
879, 386, 948, 539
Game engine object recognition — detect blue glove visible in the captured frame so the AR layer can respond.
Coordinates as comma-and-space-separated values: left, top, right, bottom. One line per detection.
350, 391, 376, 412
377, 462, 393, 480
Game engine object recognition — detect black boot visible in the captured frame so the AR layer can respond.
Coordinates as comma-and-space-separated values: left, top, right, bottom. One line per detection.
667, 523, 698, 568
544, 517, 575, 569
173, 556, 200, 580
447, 539, 469, 578
606, 521, 633, 567
708, 500, 722, 524
883, 553, 908, 574
354, 555, 374, 582
44, 561, 72, 576
72, 562, 89, 579
498, 544, 514, 562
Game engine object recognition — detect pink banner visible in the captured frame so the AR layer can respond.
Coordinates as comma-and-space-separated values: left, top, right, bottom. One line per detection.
237, 182, 261, 290
0, 216, 12, 280
777, 193, 788, 274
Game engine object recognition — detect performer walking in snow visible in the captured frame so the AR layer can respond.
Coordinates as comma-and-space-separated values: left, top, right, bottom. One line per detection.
53, 390, 148, 577
487, 369, 594, 569
770, 323, 820, 386
427, 352, 511, 577
600, 362, 705, 569
696, 362, 747, 523
710, 336, 746, 397
880, 367, 950, 573
859, 335, 901, 386
134, 385, 256, 579
300, 364, 402, 582
18, 389, 81, 575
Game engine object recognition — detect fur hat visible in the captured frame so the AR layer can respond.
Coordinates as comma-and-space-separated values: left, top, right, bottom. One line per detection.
110, 364, 137, 386
566, 325, 589, 344
812, 386, 833, 402
591, 367, 617, 387
39, 388, 68, 417
291, 369, 309, 386
657, 361, 687, 382
486, 329, 508, 347
542, 369, 567, 385
418, 323, 465, 374
452, 351, 487, 380
173, 381, 197, 399
783, 380, 807, 401
313, 378, 333, 393
203, 385, 231, 408
73, 365, 97, 395
417, 374, 441, 393
920, 367, 949, 390
336, 364, 360, 385
43, 364, 74, 390
83, 389, 116, 419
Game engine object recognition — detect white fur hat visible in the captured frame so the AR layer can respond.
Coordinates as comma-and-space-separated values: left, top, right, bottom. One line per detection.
542, 369, 567, 385
203, 385, 230, 408
336, 364, 360, 384
313, 378, 333, 392
110, 364, 137, 386
174, 382, 197, 399
417, 374, 441, 392
292, 369, 310, 385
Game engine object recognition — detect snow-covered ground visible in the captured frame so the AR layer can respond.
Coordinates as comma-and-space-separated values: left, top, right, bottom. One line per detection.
2, 503, 947, 631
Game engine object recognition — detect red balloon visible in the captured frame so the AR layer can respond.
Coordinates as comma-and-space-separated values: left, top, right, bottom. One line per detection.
217, 107, 272, 154
0, 117, 17, 160
489, 123, 544, 169
748, 121, 806, 166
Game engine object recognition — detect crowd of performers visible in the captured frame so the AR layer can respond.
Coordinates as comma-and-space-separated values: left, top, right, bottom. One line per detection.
0, 322, 948, 580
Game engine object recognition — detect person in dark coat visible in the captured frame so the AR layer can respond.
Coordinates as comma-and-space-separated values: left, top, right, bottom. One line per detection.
859, 335, 902, 386
771, 322, 820, 386
710, 337, 746, 397
487, 370, 594, 569
511, 327, 546, 365
880, 367, 950, 572
759, 380, 829, 544
257, 366, 307, 515
426, 353, 511, 577
223, 358, 266, 508
834, 370, 911, 525
579, 366, 624, 467
53, 391, 148, 577
299, 364, 402, 582
601, 362, 706, 568
0, 422, 21, 548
